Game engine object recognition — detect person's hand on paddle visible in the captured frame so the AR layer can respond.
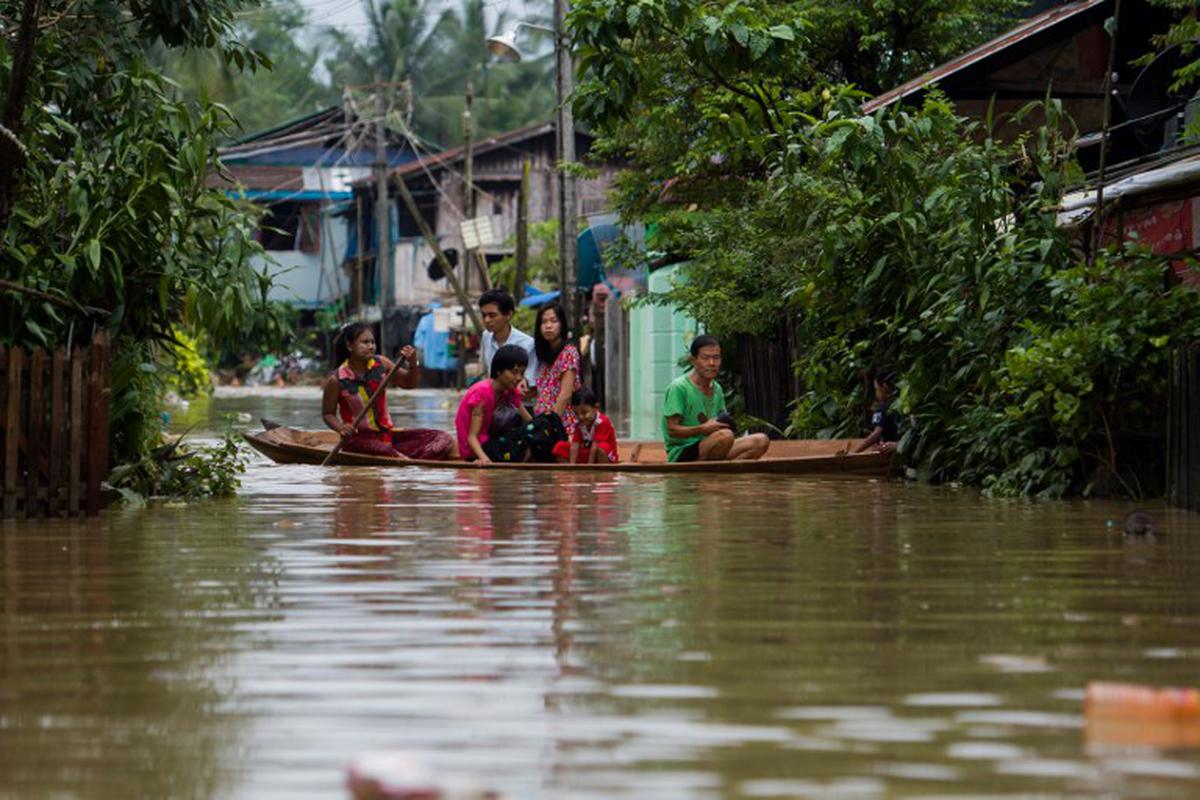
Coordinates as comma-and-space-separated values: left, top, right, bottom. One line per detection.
336, 420, 357, 439
396, 344, 417, 365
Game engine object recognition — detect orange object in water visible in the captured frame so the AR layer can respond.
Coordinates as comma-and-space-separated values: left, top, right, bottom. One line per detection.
1084, 681, 1200, 748
1086, 682, 1200, 718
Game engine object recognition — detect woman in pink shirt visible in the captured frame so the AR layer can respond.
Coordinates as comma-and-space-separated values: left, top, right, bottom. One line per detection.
455, 344, 532, 462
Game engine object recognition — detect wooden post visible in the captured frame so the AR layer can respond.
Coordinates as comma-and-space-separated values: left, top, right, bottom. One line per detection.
0, 0, 44, 234
4, 347, 21, 517
515, 158, 530, 301
394, 173, 483, 333
85, 334, 107, 516
26, 348, 44, 518
68, 352, 82, 516
463, 77, 474, 298
374, 72, 391, 346
49, 347, 66, 517
355, 193, 366, 310
0, 346, 7, 516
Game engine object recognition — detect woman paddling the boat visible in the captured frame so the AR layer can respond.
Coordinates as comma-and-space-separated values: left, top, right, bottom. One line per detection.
321, 322, 454, 460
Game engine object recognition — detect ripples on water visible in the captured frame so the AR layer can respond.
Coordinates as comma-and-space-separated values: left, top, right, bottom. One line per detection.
2, 388, 1200, 799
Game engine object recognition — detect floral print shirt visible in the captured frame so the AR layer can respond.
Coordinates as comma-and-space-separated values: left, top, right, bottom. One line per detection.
534, 344, 580, 437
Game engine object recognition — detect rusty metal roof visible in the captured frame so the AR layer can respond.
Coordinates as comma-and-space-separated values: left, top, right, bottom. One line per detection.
862, 0, 1109, 114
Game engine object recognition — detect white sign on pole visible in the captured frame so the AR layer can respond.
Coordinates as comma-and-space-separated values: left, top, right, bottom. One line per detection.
459, 216, 496, 249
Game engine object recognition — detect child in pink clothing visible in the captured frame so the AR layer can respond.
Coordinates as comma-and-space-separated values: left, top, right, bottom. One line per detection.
455, 344, 532, 461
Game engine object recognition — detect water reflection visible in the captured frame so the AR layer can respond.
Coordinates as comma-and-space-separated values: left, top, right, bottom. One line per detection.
1, 388, 1200, 799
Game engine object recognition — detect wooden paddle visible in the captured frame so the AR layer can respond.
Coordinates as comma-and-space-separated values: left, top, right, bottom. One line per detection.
321, 354, 410, 467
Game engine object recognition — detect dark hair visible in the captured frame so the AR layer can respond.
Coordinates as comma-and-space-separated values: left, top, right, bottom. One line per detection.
689, 334, 721, 357
533, 302, 571, 365
478, 288, 515, 315
490, 343, 529, 378
334, 322, 373, 364
570, 386, 597, 406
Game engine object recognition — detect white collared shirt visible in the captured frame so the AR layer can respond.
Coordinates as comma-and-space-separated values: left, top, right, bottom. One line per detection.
480, 325, 538, 384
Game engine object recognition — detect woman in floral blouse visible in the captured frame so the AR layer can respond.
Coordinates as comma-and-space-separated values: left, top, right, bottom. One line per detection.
532, 302, 580, 438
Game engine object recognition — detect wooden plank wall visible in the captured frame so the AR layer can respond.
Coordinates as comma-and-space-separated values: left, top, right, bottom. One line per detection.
0, 333, 109, 519
1168, 343, 1200, 512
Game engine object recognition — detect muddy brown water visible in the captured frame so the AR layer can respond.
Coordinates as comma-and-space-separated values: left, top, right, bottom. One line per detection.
3, 388, 1200, 799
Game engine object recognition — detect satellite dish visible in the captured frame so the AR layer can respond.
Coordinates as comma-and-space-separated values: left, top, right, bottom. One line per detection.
1126, 45, 1189, 149
427, 248, 457, 281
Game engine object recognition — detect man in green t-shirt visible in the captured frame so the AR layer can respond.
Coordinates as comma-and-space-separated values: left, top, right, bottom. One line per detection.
662, 335, 771, 462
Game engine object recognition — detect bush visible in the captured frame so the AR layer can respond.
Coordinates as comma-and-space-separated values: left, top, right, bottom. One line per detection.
646, 93, 1198, 497
107, 432, 248, 505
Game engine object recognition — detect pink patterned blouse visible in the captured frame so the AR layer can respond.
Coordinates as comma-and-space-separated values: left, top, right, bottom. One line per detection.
534, 344, 580, 437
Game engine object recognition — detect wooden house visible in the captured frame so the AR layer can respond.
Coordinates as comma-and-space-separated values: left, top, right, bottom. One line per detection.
208, 106, 423, 309
864, 0, 1200, 273
345, 120, 621, 309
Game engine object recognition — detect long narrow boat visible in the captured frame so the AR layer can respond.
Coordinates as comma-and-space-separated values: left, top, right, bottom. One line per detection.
243, 421, 895, 476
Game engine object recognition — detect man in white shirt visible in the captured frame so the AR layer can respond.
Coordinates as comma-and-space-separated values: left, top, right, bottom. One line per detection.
478, 288, 538, 394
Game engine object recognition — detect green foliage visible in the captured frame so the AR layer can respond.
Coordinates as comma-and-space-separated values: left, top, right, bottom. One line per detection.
629, 89, 1198, 497
489, 219, 560, 293
323, 0, 556, 147
108, 432, 248, 505
570, 0, 1027, 214
0, 0, 288, 472
975, 248, 1200, 497
165, 329, 213, 400
1142, 1, 1200, 139
152, 0, 337, 134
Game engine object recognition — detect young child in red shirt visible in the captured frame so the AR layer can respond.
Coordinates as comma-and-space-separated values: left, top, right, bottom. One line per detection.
552, 387, 619, 464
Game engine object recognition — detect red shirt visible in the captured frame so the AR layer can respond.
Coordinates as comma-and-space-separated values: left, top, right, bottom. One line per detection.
572, 412, 618, 463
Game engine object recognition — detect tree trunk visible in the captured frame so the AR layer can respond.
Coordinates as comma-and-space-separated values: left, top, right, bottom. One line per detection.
0, 0, 43, 236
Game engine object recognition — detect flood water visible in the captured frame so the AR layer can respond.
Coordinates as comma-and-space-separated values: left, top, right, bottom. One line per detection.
3, 387, 1200, 799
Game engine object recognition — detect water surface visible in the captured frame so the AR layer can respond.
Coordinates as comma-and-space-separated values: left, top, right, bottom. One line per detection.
3, 388, 1199, 799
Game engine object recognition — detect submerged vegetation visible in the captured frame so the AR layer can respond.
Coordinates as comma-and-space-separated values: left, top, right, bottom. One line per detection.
571, 0, 1200, 497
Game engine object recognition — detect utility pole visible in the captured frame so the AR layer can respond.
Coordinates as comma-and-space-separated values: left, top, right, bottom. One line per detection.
515, 158, 530, 302
463, 79, 474, 297
554, 0, 578, 313
1090, 0, 1123, 261
374, 71, 390, 347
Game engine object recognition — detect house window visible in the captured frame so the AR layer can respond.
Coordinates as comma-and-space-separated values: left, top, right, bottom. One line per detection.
397, 192, 438, 237
259, 201, 320, 252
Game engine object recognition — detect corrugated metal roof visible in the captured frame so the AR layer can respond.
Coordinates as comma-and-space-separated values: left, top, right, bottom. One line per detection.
1057, 149, 1200, 225
862, 0, 1109, 114
349, 120, 559, 191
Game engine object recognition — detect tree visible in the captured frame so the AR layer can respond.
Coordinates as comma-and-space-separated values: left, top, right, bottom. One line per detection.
152, 0, 337, 135
568, 0, 1199, 496
0, 0, 286, 465
569, 0, 1027, 209
322, 0, 555, 147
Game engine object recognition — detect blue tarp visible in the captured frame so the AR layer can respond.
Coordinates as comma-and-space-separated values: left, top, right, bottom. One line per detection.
413, 304, 456, 371
520, 289, 560, 307
226, 189, 353, 202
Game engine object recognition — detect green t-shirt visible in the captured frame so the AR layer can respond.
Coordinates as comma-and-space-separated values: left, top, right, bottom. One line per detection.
662, 373, 726, 462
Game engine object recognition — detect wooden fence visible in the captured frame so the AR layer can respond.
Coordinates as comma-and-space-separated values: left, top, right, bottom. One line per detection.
1, 333, 109, 518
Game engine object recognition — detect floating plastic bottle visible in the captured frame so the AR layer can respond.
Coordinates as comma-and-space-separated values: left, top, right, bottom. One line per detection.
1084, 681, 1200, 748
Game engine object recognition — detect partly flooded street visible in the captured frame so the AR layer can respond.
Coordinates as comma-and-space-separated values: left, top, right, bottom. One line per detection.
3, 388, 1200, 799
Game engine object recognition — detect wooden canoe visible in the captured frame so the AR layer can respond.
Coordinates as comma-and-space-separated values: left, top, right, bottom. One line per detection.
242, 422, 895, 476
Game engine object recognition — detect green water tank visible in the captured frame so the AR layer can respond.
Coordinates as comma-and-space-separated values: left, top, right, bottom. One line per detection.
628, 263, 698, 440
